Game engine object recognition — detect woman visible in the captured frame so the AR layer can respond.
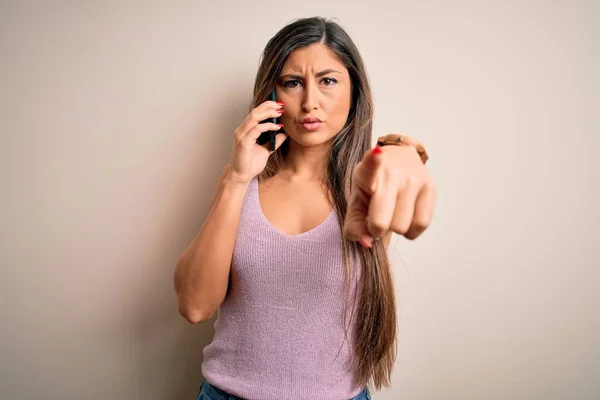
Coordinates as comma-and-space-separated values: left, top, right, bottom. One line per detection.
174, 16, 436, 400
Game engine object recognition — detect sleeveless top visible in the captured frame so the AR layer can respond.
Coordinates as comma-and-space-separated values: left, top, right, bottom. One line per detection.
201, 175, 365, 400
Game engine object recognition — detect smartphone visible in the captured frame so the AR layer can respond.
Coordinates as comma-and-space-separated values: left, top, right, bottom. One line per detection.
257, 89, 282, 151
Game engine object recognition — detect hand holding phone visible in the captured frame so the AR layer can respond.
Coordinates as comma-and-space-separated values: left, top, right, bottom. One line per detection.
227, 93, 287, 186
257, 89, 285, 151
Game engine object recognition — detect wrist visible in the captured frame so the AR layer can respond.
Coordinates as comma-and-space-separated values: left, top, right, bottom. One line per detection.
376, 134, 429, 164
223, 171, 251, 191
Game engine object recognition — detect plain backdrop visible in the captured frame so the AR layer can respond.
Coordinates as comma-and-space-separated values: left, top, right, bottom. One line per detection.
1, 1, 598, 399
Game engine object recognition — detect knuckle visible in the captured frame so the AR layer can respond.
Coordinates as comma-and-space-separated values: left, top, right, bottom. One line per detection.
396, 174, 419, 188
404, 231, 418, 240
412, 219, 428, 231
237, 141, 252, 152
391, 221, 409, 235
234, 135, 245, 147
364, 181, 376, 194
386, 167, 403, 182
405, 175, 418, 187
404, 225, 425, 240
369, 217, 388, 232
411, 219, 429, 235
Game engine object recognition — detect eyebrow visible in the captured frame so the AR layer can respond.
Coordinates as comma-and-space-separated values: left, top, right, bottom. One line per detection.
279, 69, 342, 79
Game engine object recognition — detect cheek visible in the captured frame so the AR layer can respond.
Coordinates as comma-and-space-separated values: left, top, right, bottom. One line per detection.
330, 91, 351, 120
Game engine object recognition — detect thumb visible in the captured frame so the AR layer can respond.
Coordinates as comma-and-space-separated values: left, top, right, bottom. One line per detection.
344, 217, 375, 248
343, 186, 376, 248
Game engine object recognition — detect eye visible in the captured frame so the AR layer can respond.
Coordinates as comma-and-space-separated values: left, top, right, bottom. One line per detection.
322, 77, 338, 86
283, 80, 301, 89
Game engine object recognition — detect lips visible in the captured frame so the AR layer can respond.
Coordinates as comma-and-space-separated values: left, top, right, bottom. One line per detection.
301, 117, 322, 123
300, 117, 322, 131
301, 121, 321, 131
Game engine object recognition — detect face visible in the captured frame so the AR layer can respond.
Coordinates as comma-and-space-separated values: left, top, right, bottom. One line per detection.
275, 43, 352, 147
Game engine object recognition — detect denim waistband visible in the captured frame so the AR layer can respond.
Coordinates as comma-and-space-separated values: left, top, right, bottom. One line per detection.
197, 379, 371, 400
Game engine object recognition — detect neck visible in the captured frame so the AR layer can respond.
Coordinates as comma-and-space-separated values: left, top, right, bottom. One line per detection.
280, 139, 331, 183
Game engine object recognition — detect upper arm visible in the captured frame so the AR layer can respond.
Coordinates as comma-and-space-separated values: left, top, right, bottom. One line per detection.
174, 163, 231, 294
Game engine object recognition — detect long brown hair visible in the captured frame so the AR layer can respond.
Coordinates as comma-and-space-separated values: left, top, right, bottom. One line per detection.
250, 17, 396, 392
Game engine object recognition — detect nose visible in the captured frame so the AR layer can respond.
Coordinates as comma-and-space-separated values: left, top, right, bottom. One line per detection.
302, 81, 318, 112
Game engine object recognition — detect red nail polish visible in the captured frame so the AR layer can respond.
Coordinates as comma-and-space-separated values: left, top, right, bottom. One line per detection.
276, 124, 284, 127
372, 146, 382, 155
276, 102, 284, 106
360, 235, 374, 248
277, 109, 285, 113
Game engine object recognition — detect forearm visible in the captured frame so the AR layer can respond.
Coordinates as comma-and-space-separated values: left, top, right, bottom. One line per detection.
174, 170, 248, 323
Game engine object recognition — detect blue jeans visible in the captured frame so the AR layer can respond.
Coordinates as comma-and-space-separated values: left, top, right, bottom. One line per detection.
196, 379, 371, 400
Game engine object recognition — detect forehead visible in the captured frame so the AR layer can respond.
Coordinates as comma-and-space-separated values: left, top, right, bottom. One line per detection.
282, 43, 347, 73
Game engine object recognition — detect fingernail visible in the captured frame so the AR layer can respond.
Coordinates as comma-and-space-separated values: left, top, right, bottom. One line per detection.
277, 109, 285, 114
372, 146, 382, 155
276, 124, 284, 127
276, 102, 284, 106
360, 235, 374, 248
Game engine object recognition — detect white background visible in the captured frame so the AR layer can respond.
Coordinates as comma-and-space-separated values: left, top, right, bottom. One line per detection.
1, 1, 598, 399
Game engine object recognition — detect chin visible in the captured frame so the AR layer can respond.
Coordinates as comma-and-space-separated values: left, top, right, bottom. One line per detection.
289, 131, 336, 147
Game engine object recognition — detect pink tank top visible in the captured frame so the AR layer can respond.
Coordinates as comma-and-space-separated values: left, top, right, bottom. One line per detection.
201, 175, 365, 400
